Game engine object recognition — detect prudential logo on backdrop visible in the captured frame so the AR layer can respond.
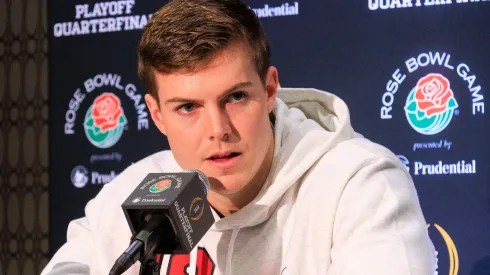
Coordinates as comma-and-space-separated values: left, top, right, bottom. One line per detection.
251, 2, 299, 18
71, 165, 117, 187
397, 155, 475, 176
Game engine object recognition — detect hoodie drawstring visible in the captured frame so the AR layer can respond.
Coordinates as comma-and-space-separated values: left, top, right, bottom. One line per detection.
225, 226, 241, 275
189, 245, 198, 275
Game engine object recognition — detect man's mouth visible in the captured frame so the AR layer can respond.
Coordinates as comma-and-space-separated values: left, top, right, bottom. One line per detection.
208, 152, 241, 160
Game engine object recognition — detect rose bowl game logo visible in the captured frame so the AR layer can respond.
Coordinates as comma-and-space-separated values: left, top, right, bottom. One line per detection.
61, 73, 151, 189
379, 51, 484, 156
380, 51, 484, 135
149, 179, 172, 193
63, 73, 150, 151
404, 73, 459, 135
83, 93, 128, 149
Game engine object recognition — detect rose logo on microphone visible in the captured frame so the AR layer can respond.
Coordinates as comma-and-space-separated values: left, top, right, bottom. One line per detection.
149, 179, 172, 193
189, 197, 205, 221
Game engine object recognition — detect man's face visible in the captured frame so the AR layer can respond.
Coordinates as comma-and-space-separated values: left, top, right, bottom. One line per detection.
145, 42, 278, 195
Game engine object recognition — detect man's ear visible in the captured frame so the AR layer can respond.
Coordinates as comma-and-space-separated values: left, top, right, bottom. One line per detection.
145, 94, 167, 135
265, 66, 279, 113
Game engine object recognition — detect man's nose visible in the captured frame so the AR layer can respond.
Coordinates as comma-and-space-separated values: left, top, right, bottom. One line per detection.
205, 106, 232, 141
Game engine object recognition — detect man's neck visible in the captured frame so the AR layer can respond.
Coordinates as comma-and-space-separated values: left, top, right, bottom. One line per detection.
208, 131, 275, 217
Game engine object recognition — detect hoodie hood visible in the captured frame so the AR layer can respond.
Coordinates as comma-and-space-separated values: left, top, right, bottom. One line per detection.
210, 88, 360, 231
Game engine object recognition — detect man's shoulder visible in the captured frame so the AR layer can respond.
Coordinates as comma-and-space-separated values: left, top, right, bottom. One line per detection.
303, 136, 410, 189
330, 136, 405, 172
296, 136, 414, 207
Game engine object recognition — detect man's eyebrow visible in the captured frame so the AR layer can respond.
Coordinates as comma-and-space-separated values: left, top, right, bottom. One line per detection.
164, 81, 253, 105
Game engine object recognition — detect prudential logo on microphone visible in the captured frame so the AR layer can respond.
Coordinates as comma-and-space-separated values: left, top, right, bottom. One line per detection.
132, 197, 142, 203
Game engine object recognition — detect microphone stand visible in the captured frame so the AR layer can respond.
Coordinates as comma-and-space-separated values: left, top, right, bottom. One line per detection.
110, 213, 179, 275
138, 213, 179, 275
138, 255, 163, 275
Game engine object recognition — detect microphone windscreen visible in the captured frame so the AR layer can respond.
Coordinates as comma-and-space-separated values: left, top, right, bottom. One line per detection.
184, 169, 210, 195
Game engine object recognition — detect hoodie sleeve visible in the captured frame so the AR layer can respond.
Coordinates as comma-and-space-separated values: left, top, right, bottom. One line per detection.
39, 172, 135, 275
40, 154, 171, 275
40, 194, 101, 275
328, 156, 437, 275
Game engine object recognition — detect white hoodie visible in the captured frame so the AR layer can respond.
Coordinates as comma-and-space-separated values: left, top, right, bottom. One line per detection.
42, 88, 436, 275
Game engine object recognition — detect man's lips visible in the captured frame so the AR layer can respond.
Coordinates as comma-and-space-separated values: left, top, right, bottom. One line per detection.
207, 152, 241, 160
206, 152, 242, 170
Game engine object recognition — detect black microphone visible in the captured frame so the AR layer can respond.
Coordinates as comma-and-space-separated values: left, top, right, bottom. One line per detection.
109, 170, 215, 275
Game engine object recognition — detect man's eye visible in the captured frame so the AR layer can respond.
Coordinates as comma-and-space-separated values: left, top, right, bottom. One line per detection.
228, 91, 247, 102
177, 103, 195, 113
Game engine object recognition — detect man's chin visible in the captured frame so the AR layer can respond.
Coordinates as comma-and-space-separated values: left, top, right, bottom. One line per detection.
207, 174, 249, 197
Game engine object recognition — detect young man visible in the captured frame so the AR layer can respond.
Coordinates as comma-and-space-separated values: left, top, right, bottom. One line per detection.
42, 0, 436, 274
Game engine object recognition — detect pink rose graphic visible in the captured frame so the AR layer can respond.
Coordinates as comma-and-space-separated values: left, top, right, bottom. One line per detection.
415, 73, 454, 117
156, 179, 172, 189
92, 93, 123, 132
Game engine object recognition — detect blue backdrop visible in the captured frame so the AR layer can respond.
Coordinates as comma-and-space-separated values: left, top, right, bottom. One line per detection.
48, 1, 490, 274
